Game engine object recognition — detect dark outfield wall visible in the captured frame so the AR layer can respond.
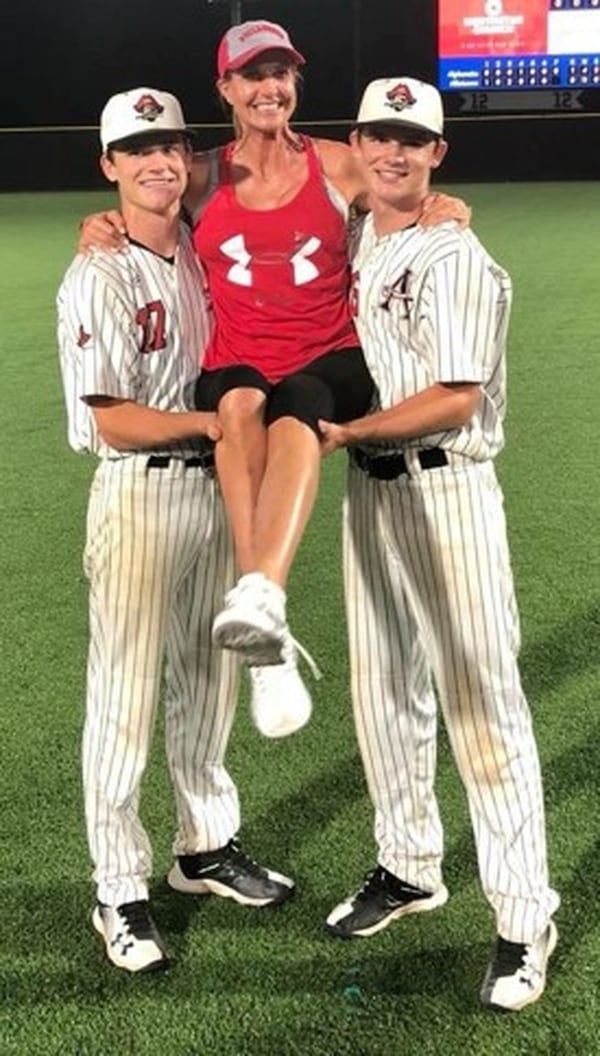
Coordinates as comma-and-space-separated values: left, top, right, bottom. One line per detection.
0, 0, 599, 189
1, 114, 599, 192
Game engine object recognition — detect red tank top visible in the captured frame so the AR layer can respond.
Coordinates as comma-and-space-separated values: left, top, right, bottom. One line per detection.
193, 136, 358, 383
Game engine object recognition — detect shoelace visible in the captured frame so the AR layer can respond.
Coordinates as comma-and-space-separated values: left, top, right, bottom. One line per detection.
288, 634, 322, 680
493, 936, 530, 976
117, 900, 154, 937
249, 633, 322, 681
225, 838, 268, 878
356, 866, 390, 899
356, 866, 426, 903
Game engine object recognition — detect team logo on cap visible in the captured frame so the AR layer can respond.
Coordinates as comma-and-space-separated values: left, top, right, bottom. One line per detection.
385, 83, 417, 113
133, 94, 165, 122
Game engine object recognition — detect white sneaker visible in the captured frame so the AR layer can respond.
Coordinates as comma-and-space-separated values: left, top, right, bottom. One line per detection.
212, 573, 286, 666
249, 632, 320, 738
92, 900, 169, 973
480, 920, 558, 1011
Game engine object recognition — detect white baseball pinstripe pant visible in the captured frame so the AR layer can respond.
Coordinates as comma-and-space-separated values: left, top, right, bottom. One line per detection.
343, 454, 560, 944
83, 454, 239, 907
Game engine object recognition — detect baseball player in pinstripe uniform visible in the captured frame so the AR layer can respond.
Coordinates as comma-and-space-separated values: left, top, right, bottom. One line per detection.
319, 78, 559, 1011
57, 88, 293, 974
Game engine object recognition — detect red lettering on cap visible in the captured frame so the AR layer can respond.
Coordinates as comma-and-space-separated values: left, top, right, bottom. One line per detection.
239, 22, 284, 41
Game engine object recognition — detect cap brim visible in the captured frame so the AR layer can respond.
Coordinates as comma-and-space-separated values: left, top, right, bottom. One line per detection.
355, 119, 440, 140
104, 129, 191, 152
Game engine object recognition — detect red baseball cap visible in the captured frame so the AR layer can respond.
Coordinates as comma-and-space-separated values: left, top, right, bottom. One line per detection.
217, 20, 306, 78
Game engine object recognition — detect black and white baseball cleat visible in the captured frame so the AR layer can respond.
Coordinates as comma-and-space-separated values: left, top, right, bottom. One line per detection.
326, 865, 448, 938
92, 900, 169, 973
168, 838, 295, 906
480, 921, 558, 1012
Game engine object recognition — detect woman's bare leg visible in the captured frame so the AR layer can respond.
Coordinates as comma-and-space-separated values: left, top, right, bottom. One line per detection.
253, 417, 321, 588
214, 387, 267, 574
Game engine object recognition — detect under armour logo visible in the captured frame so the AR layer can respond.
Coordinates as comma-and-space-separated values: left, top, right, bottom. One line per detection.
111, 931, 135, 956
219, 234, 322, 287
290, 237, 321, 285
220, 234, 253, 287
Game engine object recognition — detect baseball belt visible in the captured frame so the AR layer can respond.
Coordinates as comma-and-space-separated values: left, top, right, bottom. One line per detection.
350, 447, 448, 480
146, 452, 216, 472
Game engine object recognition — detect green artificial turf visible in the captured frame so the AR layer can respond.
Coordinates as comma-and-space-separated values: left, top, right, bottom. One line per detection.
1, 186, 599, 1055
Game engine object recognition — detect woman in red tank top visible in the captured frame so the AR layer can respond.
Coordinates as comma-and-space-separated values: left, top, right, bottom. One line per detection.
78, 21, 469, 740
193, 22, 468, 739
191, 22, 379, 718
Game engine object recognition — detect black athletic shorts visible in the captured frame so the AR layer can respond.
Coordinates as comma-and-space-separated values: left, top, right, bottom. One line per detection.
193, 346, 375, 436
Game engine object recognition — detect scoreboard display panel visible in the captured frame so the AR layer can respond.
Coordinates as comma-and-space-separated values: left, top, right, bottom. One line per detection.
439, 1, 600, 93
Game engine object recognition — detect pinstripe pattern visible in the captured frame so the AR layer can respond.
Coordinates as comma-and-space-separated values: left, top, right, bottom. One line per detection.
352, 218, 510, 459
58, 232, 239, 907
57, 228, 212, 457
345, 220, 559, 944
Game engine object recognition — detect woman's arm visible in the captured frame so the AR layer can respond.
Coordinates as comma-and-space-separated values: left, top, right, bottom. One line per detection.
316, 136, 471, 226
77, 209, 127, 253
184, 150, 215, 217
314, 138, 369, 209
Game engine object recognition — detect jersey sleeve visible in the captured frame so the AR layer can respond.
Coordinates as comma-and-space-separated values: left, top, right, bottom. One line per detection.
57, 254, 140, 405
419, 236, 512, 385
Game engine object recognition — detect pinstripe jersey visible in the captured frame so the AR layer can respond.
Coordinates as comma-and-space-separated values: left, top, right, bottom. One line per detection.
57, 221, 240, 907
351, 217, 511, 461
341, 213, 559, 944
57, 225, 212, 458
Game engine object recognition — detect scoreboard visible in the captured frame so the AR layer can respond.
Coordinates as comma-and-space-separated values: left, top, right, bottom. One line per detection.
438, 0, 600, 102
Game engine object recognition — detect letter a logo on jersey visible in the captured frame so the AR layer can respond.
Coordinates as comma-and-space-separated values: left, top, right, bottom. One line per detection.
220, 234, 253, 286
